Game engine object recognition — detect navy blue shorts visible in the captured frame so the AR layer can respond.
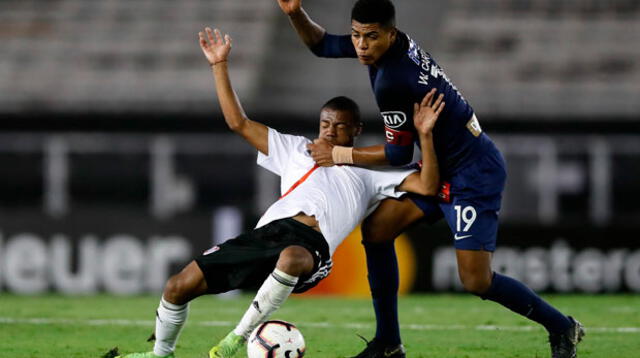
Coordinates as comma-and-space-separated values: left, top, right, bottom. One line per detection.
409, 145, 506, 252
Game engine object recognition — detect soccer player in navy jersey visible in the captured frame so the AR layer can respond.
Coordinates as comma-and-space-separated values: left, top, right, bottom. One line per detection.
276, 0, 584, 357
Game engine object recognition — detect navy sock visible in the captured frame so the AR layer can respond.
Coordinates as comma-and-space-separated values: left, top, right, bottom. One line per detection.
481, 272, 572, 335
363, 241, 401, 345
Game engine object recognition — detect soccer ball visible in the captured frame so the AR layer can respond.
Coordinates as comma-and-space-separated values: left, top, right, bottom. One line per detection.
247, 320, 306, 358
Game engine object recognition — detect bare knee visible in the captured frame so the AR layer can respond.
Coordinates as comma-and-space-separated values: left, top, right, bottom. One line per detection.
163, 275, 186, 304
362, 198, 424, 244
163, 261, 207, 305
456, 250, 493, 295
459, 270, 492, 295
362, 217, 390, 243
276, 246, 314, 277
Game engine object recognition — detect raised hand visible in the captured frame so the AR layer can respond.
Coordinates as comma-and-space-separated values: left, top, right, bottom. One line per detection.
413, 89, 445, 135
276, 0, 302, 15
199, 27, 232, 67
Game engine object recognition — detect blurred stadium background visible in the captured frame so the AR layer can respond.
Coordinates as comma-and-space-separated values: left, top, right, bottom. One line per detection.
1, 0, 640, 297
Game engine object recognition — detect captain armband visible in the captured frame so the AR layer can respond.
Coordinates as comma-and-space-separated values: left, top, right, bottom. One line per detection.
331, 146, 354, 164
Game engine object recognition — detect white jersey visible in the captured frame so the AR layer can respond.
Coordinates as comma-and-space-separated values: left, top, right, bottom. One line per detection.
255, 128, 416, 255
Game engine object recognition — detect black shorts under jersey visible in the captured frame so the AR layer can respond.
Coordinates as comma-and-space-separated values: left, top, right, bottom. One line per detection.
195, 218, 332, 294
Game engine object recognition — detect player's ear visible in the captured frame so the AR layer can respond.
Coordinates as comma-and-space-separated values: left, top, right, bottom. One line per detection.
355, 122, 363, 137
388, 27, 397, 42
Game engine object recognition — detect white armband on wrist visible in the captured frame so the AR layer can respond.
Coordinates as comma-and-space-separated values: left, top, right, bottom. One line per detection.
332, 146, 354, 164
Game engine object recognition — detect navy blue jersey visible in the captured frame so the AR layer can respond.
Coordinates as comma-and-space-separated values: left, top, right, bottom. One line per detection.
311, 31, 492, 178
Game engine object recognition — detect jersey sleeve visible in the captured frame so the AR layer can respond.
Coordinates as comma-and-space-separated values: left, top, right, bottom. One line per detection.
257, 127, 309, 176
310, 33, 357, 58
377, 82, 418, 166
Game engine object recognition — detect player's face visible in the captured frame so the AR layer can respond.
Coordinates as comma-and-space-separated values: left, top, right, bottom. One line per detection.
318, 109, 361, 146
351, 20, 397, 66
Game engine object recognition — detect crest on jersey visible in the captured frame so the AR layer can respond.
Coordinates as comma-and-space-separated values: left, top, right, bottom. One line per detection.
381, 111, 407, 129
407, 37, 421, 66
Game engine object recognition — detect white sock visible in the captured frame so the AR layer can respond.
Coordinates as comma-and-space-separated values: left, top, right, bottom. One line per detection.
153, 297, 189, 356
233, 268, 299, 338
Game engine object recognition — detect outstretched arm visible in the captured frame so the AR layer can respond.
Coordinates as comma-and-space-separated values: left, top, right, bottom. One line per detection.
397, 89, 445, 196
199, 28, 269, 154
276, 0, 356, 58
277, 0, 325, 48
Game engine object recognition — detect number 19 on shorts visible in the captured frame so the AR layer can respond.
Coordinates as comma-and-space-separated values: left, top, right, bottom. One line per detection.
454, 205, 477, 232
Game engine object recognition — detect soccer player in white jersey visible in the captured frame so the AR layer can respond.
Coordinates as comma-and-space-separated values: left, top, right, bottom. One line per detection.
109, 28, 445, 358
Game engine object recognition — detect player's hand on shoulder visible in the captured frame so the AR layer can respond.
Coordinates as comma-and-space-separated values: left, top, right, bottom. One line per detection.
199, 27, 232, 67
413, 88, 445, 135
277, 0, 302, 16
307, 138, 335, 167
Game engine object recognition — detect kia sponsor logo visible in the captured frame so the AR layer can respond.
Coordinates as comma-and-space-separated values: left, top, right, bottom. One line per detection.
381, 111, 407, 129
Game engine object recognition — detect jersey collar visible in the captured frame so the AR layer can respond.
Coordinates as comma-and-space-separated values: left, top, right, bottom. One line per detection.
375, 30, 408, 67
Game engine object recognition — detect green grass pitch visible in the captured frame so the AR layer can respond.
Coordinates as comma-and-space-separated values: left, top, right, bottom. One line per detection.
1, 294, 638, 357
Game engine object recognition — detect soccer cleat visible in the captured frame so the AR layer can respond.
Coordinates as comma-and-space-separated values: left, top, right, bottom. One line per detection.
549, 316, 585, 358
209, 331, 246, 358
350, 336, 406, 358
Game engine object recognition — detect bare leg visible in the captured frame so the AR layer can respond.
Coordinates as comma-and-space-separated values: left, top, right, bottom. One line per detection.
455, 249, 493, 295
362, 197, 425, 244
153, 261, 209, 356
163, 261, 209, 305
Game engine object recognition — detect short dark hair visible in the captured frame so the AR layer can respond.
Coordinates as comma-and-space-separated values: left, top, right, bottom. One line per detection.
351, 0, 396, 28
321, 96, 362, 125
